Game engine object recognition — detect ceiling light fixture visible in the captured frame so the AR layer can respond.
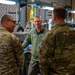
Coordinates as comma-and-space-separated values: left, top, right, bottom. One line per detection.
0, 0, 16, 5
41, 6, 54, 10
68, 10, 75, 13
70, 10, 75, 13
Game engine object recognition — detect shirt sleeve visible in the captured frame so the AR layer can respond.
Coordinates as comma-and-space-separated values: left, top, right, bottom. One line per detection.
10, 34, 24, 71
22, 32, 31, 48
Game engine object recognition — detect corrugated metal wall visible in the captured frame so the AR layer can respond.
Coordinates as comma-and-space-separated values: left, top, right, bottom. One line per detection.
0, 3, 26, 27
21, 6, 26, 27
0, 4, 17, 22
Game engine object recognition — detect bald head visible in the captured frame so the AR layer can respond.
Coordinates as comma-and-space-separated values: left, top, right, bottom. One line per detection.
1, 15, 15, 32
1, 15, 14, 24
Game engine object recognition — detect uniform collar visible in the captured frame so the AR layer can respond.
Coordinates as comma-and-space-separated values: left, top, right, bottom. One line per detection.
0, 26, 9, 32
52, 22, 68, 28
35, 27, 44, 34
0, 26, 6, 30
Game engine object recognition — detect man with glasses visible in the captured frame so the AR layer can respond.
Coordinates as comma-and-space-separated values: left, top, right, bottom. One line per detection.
0, 15, 24, 75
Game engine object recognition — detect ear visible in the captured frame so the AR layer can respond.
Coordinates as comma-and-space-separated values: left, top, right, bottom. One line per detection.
6, 21, 8, 24
54, 14, 57, 21
5, 20, 9, 26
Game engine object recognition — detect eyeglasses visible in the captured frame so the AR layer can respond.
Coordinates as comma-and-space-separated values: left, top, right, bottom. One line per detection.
8, 20, 16, 24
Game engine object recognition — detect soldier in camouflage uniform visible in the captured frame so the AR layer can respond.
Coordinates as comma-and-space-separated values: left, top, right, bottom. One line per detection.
39, 6, 75, 75
0, 15, 24, 75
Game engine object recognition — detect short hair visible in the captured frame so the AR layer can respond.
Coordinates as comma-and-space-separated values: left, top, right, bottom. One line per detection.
1, 15, 12, 24
34, 16, 42, 21
53, 6, 67, 19
34, 16, 41, 18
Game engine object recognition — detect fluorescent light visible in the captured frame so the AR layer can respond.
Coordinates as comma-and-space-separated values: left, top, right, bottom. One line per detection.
70, 10, 75, 13
0, 0, 16, 5
41, 6, 54, 10
68, 10, 75, 13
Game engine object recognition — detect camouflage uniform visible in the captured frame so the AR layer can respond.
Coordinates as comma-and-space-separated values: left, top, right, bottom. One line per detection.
39, 23, 75, 75
0, 26, 24, 75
